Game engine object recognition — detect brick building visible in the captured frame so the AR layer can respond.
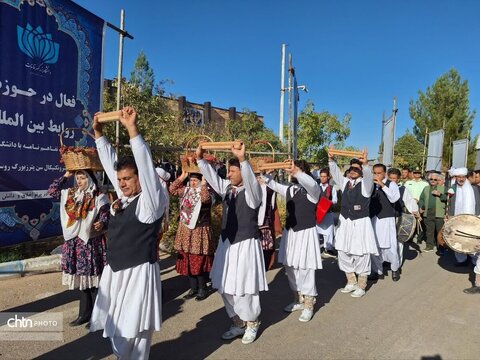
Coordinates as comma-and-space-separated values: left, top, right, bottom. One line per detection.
103, 79, 263, 128
162, 95, 264, 127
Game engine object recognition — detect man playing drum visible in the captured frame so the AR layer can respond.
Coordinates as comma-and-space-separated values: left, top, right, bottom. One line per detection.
446, 168, 480, 293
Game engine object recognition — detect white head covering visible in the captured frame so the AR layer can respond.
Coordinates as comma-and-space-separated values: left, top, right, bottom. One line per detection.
59, 170, 109, 243
155, 167, 171, 232
454, 167, 468, 176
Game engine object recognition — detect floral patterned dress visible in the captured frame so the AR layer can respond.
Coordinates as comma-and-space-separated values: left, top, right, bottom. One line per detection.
169, 178, 215, 276
48, 176, 109, 290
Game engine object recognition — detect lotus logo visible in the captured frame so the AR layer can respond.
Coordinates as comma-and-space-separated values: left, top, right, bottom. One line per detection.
17, 24, 59, 64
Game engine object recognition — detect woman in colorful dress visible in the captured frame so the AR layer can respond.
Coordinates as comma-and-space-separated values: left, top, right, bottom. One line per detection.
257, 176, 282, 271
48, 169, 109, 327
169, 170, 215, 301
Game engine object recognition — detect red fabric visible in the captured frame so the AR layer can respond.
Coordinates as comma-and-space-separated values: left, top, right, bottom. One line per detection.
176, 251, 214, 276
316, 187, 333, 224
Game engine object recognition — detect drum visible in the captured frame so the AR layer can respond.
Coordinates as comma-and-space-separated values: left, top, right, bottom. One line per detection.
442, 214, 480, 254
396, 213, 416, 243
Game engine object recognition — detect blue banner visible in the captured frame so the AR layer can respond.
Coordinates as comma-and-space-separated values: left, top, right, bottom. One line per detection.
0, 0, 105, 246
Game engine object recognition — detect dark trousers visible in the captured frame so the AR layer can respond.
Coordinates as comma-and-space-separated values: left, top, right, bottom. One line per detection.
77, 288, 97, 320
424, 217, 444, 247
188, 274, 207, 295
416, 218, 426, 243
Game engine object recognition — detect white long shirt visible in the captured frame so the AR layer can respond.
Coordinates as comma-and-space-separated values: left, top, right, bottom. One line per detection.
377, 178, 401, 206
401, 186, 419, 214
96, 135, 166, 224
262, 172, 320, 203
328, 160, 374, 198
197, 159, 262, 210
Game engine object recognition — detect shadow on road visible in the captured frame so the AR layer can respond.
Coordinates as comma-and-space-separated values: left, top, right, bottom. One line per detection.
1, 289, 77, 327
30, 256, 189, 360
33, 331, 112, 360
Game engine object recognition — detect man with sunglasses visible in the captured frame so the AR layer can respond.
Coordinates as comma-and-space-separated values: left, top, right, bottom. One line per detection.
418, 172, 448, 252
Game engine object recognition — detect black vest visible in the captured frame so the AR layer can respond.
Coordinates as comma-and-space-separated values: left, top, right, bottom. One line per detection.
340, 180, 370, 220
370, 179, 396, 219
107, 196, 162, 272
221, 187, 260, 244
394, 186, 407, 216
285, 185, 317, 231
319, 184, 333, 200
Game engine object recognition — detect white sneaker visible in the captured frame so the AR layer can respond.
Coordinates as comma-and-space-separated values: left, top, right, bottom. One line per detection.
298, 309, 313, 322
241, 322, 260, 344
221, 325, 245, 340
351, 288, 366, 298
283, 302, 304, 312
340, 283, 358, 293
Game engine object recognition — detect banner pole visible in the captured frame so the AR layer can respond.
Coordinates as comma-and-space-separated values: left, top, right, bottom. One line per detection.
422, 126, 428, 174
392, 97, 397, 167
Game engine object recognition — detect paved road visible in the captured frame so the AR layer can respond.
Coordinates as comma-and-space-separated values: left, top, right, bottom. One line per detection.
1, 244, 479, 360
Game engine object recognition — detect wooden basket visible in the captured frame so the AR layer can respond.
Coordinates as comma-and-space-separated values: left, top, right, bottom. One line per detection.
60, 128, 103, 171
249, 140, 275, 173
180, 135, 214, 174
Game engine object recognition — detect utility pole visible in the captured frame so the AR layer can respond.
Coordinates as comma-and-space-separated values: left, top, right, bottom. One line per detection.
287, 54, 293, 157
392, 96, 397, 167
279, 44, 286, 144
380, 110, 385, 163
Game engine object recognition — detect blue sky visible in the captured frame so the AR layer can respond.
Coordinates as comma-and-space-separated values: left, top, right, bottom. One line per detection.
76, 0, 480, 158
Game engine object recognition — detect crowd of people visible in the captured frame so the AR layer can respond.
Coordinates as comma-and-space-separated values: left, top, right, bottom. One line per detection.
50, 107, 480, 359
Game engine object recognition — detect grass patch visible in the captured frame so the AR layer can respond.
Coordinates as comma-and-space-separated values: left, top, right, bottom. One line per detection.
0, 247, 23, 263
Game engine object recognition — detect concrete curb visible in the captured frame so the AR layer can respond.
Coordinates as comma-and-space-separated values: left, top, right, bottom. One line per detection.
0, 254, 61, 280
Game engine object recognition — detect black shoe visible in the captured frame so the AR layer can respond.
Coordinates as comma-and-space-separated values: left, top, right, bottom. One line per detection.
391, 270, 400, 282
454, 260, 469, 267
195, 290, 208, 302
367, 273, 383, 281
69, 316, 90, 327
463, 286, 480, 294
183, 290, 198, 299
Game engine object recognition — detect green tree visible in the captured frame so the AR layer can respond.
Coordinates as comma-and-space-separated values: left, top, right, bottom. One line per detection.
409, 68, 476, 167
297, 100, 351, 165
394, 129, 424, 169
130, 50, 155, 96
468, 135, 479, 169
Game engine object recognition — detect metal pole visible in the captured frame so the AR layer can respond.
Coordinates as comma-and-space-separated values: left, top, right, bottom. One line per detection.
380, 110, 385, 163
287, 53, 293, 156
421, 126, 428, 174
115, 9, 126, 151
392, 96, 397, 167
279, 44, 286, 144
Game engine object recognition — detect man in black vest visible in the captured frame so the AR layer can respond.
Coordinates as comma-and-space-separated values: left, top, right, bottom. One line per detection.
387, 168, 420, 265
329, 151, 378, 298
370, 163, 401, 281
196, 142, 267, 345
90, 107, 166, 359
262, 160, 322, 322
316, 168, 338, 259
